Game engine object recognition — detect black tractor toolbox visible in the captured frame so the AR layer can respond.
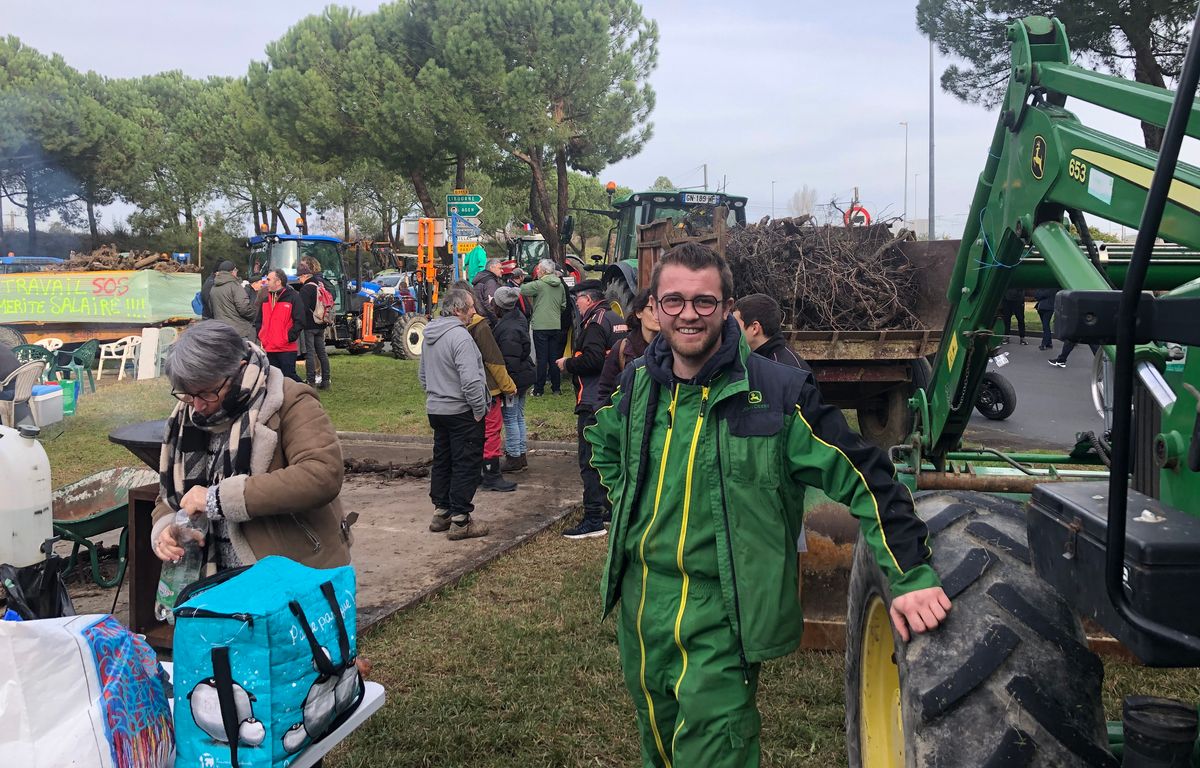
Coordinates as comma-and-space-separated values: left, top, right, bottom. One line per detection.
1027, 480, 1200, 667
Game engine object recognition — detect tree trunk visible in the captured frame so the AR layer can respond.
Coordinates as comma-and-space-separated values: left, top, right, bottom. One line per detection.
251, 196, 261, 233
86, 197, 99, 249
299, 200, 309, 235
410, 170, 438, 216
555, 148, 570, 260
277, 208, 291, 234
24, 167, 37, 254
343, 197, 351, 242
183, 202, 194, 227
455, 154, 467, 189
528, 152, 561, 260
1124, 26, 1167, 150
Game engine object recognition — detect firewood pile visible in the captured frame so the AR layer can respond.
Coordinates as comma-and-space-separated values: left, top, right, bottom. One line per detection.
45, 244, 201, 273
725, 217, 925, 331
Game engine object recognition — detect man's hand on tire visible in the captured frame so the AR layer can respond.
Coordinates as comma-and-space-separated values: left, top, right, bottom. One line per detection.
890, 587, 952, 642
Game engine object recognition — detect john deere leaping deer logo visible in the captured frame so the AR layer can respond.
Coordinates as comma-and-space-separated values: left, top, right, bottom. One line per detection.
1031, 136, 1047, 180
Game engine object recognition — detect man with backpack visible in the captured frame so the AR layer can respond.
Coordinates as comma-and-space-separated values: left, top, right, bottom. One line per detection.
297, 262, 333, 390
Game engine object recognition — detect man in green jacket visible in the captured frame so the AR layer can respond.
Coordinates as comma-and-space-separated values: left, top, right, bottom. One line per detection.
520, 258, 568, 396
586, 243, 949, 768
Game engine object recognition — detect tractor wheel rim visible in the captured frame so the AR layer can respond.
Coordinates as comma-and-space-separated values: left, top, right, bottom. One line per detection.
860, 595, 904, 766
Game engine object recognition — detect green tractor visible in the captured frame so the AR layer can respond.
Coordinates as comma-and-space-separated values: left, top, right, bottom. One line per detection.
593, 189, 748, 312
846, 13, 1200, 766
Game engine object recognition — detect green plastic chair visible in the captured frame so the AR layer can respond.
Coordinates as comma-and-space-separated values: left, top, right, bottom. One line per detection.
11, 344, 61, 382
60, 339, 100, 394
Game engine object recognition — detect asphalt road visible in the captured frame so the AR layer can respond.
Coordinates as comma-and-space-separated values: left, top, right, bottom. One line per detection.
965, 336, 1105, 451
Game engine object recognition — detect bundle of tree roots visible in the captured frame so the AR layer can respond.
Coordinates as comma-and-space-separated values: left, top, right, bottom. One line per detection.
47, 244, 201, 273
725, 217, 925, 331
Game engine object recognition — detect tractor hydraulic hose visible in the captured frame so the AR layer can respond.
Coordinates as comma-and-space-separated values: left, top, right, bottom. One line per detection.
1106, 5, 1200, 656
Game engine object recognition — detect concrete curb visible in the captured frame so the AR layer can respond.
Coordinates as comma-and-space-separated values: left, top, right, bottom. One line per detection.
337, 430, 577, 453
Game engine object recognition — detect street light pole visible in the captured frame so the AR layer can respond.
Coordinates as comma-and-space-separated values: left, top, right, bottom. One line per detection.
771, 180, 776, 219
928, 36, 936, 241
914, 173, 921, 235
899, 121, 909, 221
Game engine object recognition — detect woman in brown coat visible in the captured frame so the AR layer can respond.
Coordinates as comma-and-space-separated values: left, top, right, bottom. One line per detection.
152, 320, 351, 570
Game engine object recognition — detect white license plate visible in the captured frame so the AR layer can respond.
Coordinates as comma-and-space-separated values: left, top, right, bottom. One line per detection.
683, 193, 718, 205
993, 352, 1010, 367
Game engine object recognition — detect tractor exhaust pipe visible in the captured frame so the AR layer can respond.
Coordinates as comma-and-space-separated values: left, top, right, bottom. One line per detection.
1121, 696, 1197, 767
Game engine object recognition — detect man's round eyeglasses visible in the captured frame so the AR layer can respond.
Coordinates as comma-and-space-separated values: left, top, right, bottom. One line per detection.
172, 375, 232, 404
656, 293, 722, 317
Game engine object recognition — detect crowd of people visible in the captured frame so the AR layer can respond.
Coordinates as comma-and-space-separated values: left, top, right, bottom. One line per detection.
200, 257, 334, 389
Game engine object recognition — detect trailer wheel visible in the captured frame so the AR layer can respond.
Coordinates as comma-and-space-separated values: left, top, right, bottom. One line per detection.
855, 359, 931, 449
0, 326, 28, 349
975, 371, 1017, 421
394, 315, 427, 361
846, 492, 1111, 767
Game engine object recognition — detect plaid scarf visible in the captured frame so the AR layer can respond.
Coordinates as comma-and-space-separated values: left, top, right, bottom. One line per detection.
159, 342, 270, 512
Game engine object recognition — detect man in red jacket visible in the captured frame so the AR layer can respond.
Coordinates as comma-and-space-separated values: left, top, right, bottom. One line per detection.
255, 269, 304, 381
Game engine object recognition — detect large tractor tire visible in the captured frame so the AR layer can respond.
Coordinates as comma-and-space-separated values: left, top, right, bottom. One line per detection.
856, 358, 931, 450
393, 315, 427, 361
0, 326, 28, 349
846, 491, 1111, 767
974, 371, 1017, 421
604, 277, 634, 317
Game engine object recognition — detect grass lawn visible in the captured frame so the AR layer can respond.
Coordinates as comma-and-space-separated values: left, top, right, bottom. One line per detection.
42, 349, 579, 486
328, 520, 1200, 768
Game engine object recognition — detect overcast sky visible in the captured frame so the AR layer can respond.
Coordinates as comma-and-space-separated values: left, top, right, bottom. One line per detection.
5, 0, 1181, 237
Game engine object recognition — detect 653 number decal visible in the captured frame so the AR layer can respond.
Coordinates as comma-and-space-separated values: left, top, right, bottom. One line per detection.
1068, 158, 1088, 184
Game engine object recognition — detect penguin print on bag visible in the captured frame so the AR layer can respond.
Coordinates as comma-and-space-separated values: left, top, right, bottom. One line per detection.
188, 678, 266, 747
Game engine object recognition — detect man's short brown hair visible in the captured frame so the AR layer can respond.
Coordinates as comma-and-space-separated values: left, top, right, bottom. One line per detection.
734, 294, 783, 338
648, 242, 734, 300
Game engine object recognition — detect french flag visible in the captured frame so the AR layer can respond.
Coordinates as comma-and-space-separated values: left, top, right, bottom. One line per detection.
523, 222, 533, 232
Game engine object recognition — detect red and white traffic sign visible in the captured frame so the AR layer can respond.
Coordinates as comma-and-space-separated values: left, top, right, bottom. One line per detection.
843, 206, 871, 226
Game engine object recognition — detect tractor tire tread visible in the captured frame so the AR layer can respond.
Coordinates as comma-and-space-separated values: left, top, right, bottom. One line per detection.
964, 520, 1031, 564
846, 492, 1110, 767
981, 727, 1036, 768
939, 547, 998, 600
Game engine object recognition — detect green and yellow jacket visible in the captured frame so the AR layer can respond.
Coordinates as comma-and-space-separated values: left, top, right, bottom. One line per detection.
586, 316, 939, 663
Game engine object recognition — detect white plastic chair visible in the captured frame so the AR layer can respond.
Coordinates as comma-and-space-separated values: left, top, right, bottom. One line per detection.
34, 337, 64, 352
0, 360, 46, 427
96, 335, 143, 381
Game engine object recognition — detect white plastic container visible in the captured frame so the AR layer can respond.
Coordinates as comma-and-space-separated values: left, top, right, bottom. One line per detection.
0, 424, 53, 567
27, 386, 64, 427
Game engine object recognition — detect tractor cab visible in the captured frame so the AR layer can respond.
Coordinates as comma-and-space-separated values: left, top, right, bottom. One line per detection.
597, 189, 748, 310
508, 234, 550, 274
248, 233, 348, 312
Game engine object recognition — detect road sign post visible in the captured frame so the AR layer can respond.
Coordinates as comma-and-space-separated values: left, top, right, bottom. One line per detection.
447, 192, 484, 280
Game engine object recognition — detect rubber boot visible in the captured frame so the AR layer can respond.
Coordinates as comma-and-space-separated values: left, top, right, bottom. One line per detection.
500, 453, 525, 473
480, 458, 517, 492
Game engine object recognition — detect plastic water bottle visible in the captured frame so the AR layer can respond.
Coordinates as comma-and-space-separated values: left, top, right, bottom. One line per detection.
154, 510, 209, 624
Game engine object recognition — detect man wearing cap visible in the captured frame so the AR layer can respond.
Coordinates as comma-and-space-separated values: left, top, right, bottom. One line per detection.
209, 260, 257, 340
557, 279, 626, 538
472, 258, 504, 326
504, 265, 532, 318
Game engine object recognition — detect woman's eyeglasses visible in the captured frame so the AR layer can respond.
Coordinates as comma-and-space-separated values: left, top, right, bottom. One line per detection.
172, 375, 232, 404
655, 293, 722, 317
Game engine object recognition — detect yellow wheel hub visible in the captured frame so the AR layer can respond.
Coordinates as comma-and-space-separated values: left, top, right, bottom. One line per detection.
860, 595, 904, 766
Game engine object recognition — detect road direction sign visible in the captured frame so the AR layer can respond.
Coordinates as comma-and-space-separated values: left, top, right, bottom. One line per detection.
449, 203, 481, 217
455, 241, 478, 254
446, 193, 483, 205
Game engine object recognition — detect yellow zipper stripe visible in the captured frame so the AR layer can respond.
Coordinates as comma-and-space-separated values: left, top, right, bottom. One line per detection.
635, 384, 679, 768
670, 386, 709, 756
794, 404, 903, 572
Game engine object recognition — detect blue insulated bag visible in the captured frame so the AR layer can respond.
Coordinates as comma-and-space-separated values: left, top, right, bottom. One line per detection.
171, 556, 363, 768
